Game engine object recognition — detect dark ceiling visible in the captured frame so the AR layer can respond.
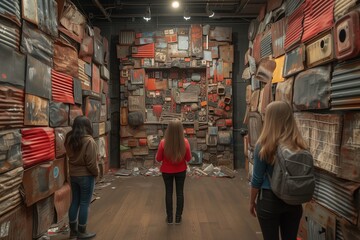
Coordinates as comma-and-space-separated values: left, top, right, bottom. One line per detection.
73, 0, 266, 23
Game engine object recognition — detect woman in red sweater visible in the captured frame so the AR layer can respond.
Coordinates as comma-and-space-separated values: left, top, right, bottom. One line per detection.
156, 120, 192, 224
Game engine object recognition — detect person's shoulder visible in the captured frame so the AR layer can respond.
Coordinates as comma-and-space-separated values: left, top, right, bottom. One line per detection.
83, 135, 96, 145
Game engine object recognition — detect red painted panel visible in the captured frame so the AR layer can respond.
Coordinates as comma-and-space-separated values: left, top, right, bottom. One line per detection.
302, 0, 335, 42
132, 43, 155, 58
21, 127, 55, 169
51, 69, 74, 104
284, 4, 305, 51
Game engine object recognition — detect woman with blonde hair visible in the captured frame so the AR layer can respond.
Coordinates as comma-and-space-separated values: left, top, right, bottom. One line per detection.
250, 101, 307, 240
156, 120, 192, 224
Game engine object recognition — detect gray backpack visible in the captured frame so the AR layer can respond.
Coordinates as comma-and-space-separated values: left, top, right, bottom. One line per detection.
268, 145, 315, 205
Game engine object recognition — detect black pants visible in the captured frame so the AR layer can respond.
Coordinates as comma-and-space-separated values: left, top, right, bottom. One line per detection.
162, 171, 186, 217
256, 189, 303, 240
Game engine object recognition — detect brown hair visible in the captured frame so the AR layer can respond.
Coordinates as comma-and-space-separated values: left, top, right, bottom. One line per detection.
164, 120, 186, 163
257, 101, 307, 164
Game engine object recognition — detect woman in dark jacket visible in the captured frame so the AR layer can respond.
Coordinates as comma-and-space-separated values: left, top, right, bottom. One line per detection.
65, 116, 99, 239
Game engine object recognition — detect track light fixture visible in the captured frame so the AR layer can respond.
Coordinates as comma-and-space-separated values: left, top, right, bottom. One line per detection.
143, 5, 151, 21
172, 1, 180, 9
184, 6, 191, 20
206, 3, 215, 18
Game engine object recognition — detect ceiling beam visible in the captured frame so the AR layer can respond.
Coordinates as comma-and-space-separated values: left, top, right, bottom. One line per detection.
93, 0, 112, 22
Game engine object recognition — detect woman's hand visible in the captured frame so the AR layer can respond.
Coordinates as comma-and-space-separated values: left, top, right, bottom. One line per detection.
250, 202, 257, 217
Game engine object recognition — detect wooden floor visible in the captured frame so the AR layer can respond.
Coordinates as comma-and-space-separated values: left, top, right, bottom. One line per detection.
81, 169, 262, 240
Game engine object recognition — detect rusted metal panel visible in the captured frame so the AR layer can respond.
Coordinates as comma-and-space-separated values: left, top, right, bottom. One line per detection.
58, 0, 85, 43
0, 130, 22, 175
93, 27, 104, 65
260, 29, 273, 59
79, 29, 94, 63
33, 195, 55, 238
286, 0, 305, 16
0, 86, 24, 130
53, 183, 70, 223
0, 43, 25, 87
191, 24, 203, 58
0, 0, 21, 26
0, 18, 20, 50
22, 158, 64, 206
338, 112, 360, 183
92, 65, 100, 94
84, 97, 101, 123
313, 170, 360, 225
255, 59, 276, 83
275, 77, 294, 106
302, 0, 334, 43
209, 26, 232, 42
0, 205, 31, 239
283, 44, 306, 78
128, 95, 145, 113
54, 40, 78, 78
339, 218, 360, 240
272, 56, 285, 83
54, 127, 71, 158
168, 43, 189, 58
0, 167, 23, 217
50, 102, 69, 127
21, 127, 55, 169
21, 20, 54, 67
69, 105, 83, 126
51, 70, 74, 104
132, 43, 155, 58
248, 112, 263, 149
250, 90, 260, 112
334, 10, 360, 61
267, 0, 284, 13
26, 55, 51, 99
293, 65, 331, 110
331, 58, 360, 110
303, 201, 337, 240
178, 35, 189, 50
219, 45, 234, 63
285, 5, 304, 51
24, 94, 49, 127
259, 82, 272, 118
119, 31, 135, 45
295, 113, 343, 175
130, 69, 145, 85
271, 17, 287, 58
78, 59, 91, 90
334, 0, 358, 20
248, 20, 259, 42
253, 34, 262, 63
306, 31, 335, 68
73, 78, 82, 105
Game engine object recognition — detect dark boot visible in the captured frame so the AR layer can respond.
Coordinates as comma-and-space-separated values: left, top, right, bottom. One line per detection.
77, 224, 96, 239
175, 215, 182, 224
69, 221, 78, 239
166, 215, 173, 224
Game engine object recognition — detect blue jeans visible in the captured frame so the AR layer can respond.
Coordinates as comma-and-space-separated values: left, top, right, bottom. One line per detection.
69, 176, 95, 225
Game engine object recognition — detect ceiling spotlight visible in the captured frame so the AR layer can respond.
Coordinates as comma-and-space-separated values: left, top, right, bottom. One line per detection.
143, 5, 151, 21
206, 3, 215, 18
172, 1, 180, 9
184, 7, 191, 20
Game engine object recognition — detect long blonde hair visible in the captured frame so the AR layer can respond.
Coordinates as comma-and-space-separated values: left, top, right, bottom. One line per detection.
257, 101, 307, 164
164, 120, 186, 163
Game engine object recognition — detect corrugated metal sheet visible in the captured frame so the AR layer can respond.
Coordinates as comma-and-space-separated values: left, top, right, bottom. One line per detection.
54, 183, 71, 223
54, 40, 78, 78
51, 69, 74, 104
286, 0, 305, 16
313, 170, 360, 225
248, 19, 259, 41
306, 31, 335, 68
339, 217, 360, 239
21, 20, 54, 67
267, 0, 284, 13
21, 158, 64, 206
0, 18, 20, 50
0, 167, 23, 217
0, 43, 25, 87
339, 112, 360, 183
284, 4, 304, 51
132, 43, 155, 58
295, 112, 343, 175
260, 30, 272, 59
0, 130, 22, 174
78, 59, 91, 90
0, 0, 21, 26
50, 102, 69, 127
302, 0, 334, 43
336, 219, 345, 240
293, 65, 332, 110
248, 112, 263, 149
283, 44, 306, 78
253, 34, 262, 63
119, 31, 135, 45
0, 205, 31, 239
331, 58, 360, 110
32, 195, 55, 238
54, 127, 71, 158
334, 10, 360, 61
271, 17, 287, 58
69, 105, 83, 126
21, 127, 55, 169
84, 97, 101, 123
24, 94, 49, 126
0, 85, 24, 130
334, 0, 358, 20
26, 55, 51, 99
